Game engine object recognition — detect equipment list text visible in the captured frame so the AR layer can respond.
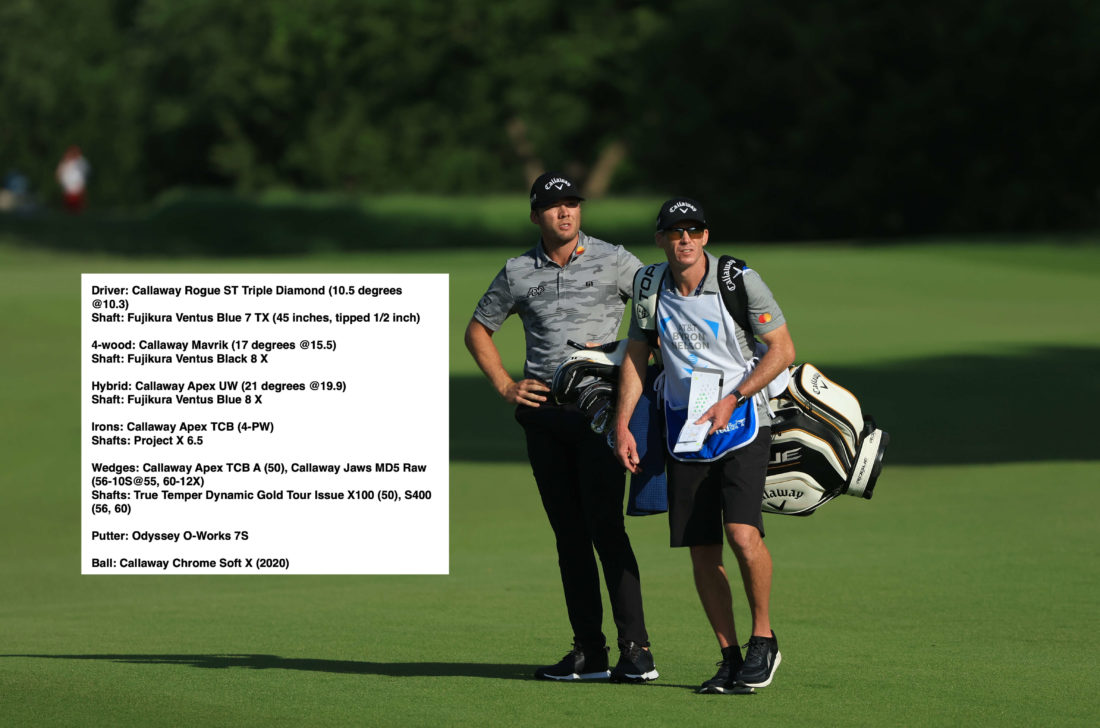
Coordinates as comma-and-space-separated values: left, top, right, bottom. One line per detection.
81, 274, 449, 574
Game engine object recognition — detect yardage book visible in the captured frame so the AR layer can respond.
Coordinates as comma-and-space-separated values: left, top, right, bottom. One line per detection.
673, 367, 724, 453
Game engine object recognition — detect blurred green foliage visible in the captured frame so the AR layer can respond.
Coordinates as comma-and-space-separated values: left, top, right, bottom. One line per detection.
0, 190, 666, 255
1, 0, 1098, 238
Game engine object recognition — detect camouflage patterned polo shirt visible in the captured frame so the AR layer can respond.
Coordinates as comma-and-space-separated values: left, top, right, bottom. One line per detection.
473, 231, 643, 383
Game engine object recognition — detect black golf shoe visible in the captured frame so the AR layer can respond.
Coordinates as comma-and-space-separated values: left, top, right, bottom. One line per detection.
534, 644, 610, 681
734, 632, 781, 688
609, 641, 658, 683
698, 645, 753, 694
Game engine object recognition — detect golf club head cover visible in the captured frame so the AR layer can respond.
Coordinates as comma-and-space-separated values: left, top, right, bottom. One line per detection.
550, 339, 629, 405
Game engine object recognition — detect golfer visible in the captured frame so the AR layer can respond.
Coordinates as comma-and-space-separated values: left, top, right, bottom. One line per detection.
613, 198, 795, 694
464, 172, 657, 683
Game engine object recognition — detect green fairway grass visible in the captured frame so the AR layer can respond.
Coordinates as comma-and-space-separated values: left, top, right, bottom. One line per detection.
1, 234, 1098, 726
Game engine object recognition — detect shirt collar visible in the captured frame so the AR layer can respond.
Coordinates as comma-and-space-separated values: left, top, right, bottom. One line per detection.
534, 231, 588, 269
699, 251, 721, 292
661, 251, 721, 295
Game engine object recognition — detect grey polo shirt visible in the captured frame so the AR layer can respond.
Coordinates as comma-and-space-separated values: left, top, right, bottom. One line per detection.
474, 231, 643, 383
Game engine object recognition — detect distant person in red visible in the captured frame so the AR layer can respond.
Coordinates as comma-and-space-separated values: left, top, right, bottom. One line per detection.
56, 146, 90, 213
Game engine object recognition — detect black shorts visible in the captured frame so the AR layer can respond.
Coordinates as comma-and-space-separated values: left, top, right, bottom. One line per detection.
667, 427, 771, 547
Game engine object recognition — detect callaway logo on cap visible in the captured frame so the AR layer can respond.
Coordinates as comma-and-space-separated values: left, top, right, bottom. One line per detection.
530, 172, 586, 210
657, 196, 708, 230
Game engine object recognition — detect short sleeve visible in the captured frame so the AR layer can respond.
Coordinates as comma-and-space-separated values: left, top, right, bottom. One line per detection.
472, 267, 514, 331
743, 268, 786, 336
617, 245, 644, 299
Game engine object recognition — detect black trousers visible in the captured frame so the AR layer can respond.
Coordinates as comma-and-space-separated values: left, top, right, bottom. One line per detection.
515, 402, 649, 650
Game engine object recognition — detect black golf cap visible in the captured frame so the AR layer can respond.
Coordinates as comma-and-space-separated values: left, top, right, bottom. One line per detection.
656, 197, 707, 230
530, 172, 585, 210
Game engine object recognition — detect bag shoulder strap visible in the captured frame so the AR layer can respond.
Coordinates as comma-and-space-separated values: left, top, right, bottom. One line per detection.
632, 261, 667, 350
716, 255, 754, 344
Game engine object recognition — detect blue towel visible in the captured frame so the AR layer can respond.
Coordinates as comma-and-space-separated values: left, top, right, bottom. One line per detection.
626, 369, 668, 516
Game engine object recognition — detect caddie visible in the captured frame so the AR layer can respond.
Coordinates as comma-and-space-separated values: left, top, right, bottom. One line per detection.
464, 172, 658, 683
613, 197, 795, 694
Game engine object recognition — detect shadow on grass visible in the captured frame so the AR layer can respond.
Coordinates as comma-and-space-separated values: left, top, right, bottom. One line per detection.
3, 653, 534, 680
452, 346, 1100, 466
2, 654, 699, 689
450, 377, 527, 464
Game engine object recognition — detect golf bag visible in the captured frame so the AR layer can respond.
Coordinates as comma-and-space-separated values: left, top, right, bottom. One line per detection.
551, 340, 668, 515
762, 363, 889, 515
552, 348, 890, 517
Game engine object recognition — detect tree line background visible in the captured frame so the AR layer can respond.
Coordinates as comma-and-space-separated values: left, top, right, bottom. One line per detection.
2, 0, 1098, 240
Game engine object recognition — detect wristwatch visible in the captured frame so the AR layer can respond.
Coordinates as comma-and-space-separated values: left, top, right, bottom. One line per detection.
732, 389, 749, 407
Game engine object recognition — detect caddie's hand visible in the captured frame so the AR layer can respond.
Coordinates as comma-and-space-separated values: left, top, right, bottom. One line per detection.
695, 394, 738, 436
614, 425, 641, 474
504, 379, 550, 407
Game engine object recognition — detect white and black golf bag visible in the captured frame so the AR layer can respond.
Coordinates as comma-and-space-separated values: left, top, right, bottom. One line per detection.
763, 363, 889, 515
